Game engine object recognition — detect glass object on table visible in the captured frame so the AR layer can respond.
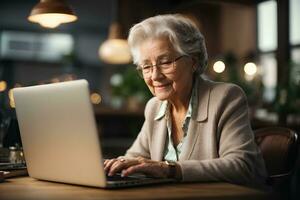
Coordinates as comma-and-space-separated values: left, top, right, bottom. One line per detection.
9, 144, 25, 164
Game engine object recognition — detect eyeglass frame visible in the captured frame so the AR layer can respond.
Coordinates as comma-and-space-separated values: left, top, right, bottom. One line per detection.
136, 55, 187, 79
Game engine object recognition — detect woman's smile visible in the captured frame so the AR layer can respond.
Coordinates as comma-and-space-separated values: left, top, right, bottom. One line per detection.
154, 83, 171, 90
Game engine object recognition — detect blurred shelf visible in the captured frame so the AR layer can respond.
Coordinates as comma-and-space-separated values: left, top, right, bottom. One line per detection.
101, 137, 135, 159
93, 106, 145, 139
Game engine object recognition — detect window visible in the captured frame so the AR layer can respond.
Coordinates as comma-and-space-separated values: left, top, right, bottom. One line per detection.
258, 1, 277, 52
260, 53, 277, 102
290, 0, 300, 45
257, 0, 277, 102
257, 0, 300, 120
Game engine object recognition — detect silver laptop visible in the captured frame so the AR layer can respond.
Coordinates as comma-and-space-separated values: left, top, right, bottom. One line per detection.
13, 80, 174, 188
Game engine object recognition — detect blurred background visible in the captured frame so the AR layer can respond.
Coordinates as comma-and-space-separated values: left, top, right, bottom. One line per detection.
0, 0, 299, 157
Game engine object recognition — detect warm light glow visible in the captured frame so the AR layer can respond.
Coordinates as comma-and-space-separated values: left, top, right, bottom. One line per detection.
8, 89, 15, 108
8, 89, 14, 100
213, 61, 226, 73
90, 93, 102, 105
99, 39, 132, 64
28, 13, 77, 28
9, 100, 15, 108
0, 81, 7, 92
244, 62, 257, 76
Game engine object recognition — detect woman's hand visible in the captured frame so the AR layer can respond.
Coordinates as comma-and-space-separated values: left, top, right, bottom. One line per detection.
104, 157, 169, 178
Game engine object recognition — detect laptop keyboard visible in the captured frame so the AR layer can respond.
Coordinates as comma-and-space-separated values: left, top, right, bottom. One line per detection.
105, 173, 174, 188
106, 173, 148, 182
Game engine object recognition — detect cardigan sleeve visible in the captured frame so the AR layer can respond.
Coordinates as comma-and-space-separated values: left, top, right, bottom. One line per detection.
178, 85, 267, 188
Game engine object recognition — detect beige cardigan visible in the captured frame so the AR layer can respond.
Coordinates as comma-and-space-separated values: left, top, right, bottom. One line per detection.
125, 77, 267, 188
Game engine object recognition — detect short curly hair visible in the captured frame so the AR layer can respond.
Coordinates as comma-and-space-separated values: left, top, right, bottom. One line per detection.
128, 14, 208, 75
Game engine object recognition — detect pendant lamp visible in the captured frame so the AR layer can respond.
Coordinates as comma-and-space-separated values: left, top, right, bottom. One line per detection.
99, 22, 131, 64
98, 0, 131, 64
28, 0, 77, 28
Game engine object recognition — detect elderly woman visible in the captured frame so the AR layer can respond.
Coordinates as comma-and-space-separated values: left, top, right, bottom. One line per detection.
104, 14, 267, 189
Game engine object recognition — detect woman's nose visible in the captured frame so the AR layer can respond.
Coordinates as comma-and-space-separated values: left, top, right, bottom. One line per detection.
151, 66, 164, 80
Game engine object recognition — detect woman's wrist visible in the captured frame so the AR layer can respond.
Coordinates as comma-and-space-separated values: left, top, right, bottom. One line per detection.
174, 162, 182, 180
160, 161, 170, 178
163, 161, 182, 181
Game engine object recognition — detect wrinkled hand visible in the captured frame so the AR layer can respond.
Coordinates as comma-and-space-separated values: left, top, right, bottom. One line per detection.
104, 157, 169, 178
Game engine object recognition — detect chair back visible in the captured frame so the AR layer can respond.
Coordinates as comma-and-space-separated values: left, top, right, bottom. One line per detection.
254, 127, 299, 181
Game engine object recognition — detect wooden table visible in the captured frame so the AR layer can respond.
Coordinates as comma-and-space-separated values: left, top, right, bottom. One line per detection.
0, 176, 270, 200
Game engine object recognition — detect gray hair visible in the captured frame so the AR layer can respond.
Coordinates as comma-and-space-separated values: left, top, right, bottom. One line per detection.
128, 14, 208, 75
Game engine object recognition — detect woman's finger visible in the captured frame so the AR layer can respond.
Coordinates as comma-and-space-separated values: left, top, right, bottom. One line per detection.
122, 161, 167, 178
103, 159, 110, 166
108, 158, 140, 176
121, 163, 148, 177
104, 158, 118, 172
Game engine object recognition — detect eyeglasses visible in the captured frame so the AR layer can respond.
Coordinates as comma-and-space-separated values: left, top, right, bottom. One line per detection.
136, 55, 186, 79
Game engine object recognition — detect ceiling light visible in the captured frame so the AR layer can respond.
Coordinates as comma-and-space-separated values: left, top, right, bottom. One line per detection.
28, 0, 77, 28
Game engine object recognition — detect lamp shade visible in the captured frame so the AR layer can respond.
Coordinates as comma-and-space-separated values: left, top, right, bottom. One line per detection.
99, 22, 132, 64
28, 0, 77, 28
